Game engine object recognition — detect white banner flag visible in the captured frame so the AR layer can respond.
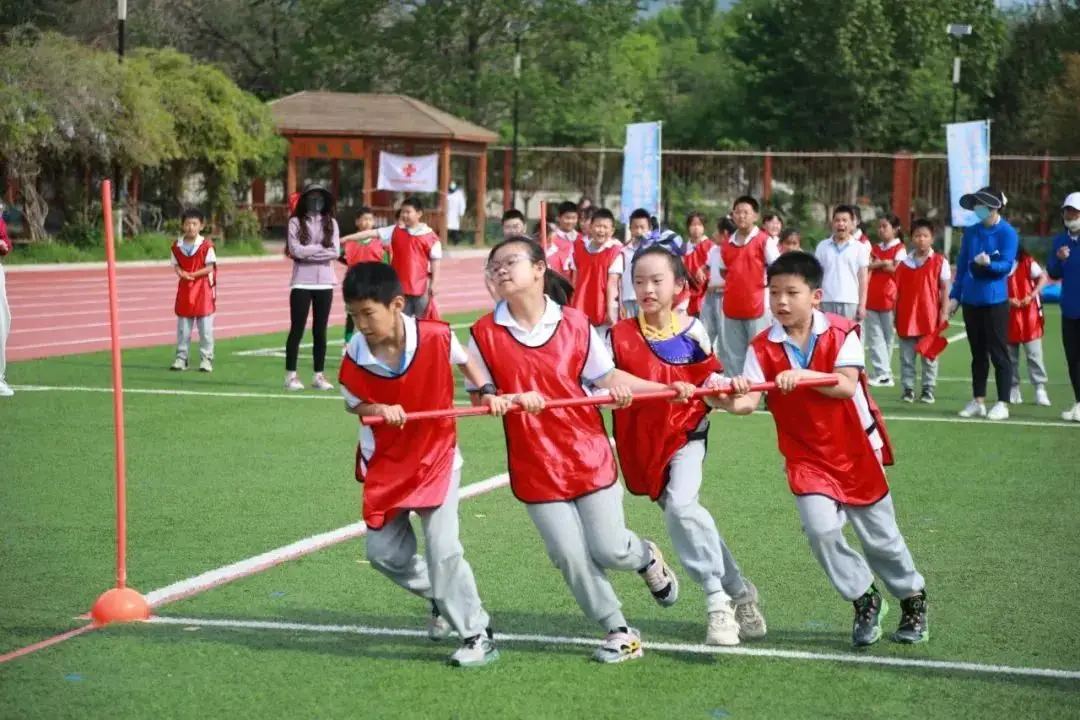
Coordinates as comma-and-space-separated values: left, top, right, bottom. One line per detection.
377, 152, 439, 192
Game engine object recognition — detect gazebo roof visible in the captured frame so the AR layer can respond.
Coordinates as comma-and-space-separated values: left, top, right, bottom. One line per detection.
269, 91, 499, 144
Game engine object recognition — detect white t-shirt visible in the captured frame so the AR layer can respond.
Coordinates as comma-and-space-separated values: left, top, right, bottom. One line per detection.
903, 249, 952, 281
566, 239, 624, 276
170, 236, 217, 265
465, 297, 615, 392
742, 310, 881, 450
341, 314, 466, 471
620, 243, 640, 303
815, 237, 871, 305
706, 245, 725, 290
377, 225, 443, 259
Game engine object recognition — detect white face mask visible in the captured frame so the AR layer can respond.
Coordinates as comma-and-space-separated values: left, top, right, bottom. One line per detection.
1066, 217, 1080, 233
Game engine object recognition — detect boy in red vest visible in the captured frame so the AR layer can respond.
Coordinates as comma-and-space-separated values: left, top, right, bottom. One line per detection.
714, 251, 928, 647
339, 206, 390, 344
169, 208, 216, 373
894, 220, 951, 404
1007, 247, 1051, 406
338, 261, 509, 667
545, 201, 581, 278
347, 197, 441, 318
718, 196, 779, 375
569, 207, 624, 338
864, 215, 907, 387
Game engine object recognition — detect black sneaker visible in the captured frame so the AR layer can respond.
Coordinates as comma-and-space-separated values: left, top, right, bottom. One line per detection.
920, 388, 935, 404
901, 388, 915, 403
892, 591, 928, 644
852, 585, 888, 647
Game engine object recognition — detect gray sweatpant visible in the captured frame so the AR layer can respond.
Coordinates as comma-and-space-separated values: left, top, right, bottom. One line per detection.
176, 315, 215, 362
658, 439, 751, 610
365, 470, 490, 639
899, 337, 939, 392
527, 481, 652, 632
796, 492, 925, 601
721, 314, 770, 378
0, 264, 9, 382
1009, 340, 1048, 387
863, 310, 895, 379
820, 302, 858, 320
700, 291, 724, 358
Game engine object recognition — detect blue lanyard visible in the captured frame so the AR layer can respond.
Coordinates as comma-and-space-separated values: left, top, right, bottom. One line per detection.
785, 334, 817, 369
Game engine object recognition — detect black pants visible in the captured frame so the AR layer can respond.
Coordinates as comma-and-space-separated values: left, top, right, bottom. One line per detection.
286, 288, 333, 373
1063, 316, 1080, 403
962, 302, 1013, 402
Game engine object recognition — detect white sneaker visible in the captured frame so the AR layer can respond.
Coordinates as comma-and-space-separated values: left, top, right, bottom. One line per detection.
199, 358, 213, 373
987, 401, 1010, 421
170, 357, 187, 372
958, 400, 986, 418
1009, 387, 1023, 405
428, 603, 452, 642
592, 628, 644, 664
311, 373, 335, 391
1034, 385, 1051, 407
1062, 403, 1080, 422
284, 374, 304, 391
448, 631, 498, 667
731, 583, 768, 639
869, 376, 895, 388
705, 604, 740, 646
639, 540, 679, 607
0, 379, 13, 397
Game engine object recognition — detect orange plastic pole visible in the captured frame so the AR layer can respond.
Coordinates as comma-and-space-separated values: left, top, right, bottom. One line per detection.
101, 180, 128, 589
361, 376, 839, 426
539, 201, 548, 251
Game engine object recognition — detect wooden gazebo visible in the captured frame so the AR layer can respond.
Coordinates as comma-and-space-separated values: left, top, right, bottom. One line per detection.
248, 91, 499, 245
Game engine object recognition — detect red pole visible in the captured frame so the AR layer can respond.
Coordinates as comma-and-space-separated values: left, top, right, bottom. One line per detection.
540, 201, 548, 250
1040, 153, 1051, 237
101, 180, 128, 590
502, 149, 512, 212
361, 377, 839, 425
763, 151, 773, 205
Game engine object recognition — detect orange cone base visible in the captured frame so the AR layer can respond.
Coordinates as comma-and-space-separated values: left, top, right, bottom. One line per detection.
91, 587, 150, 626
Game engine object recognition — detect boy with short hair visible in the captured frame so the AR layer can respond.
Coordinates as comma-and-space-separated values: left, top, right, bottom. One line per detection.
501, 209, 527, 239
347, 197, 441, 317
816, 205, 871, 321
894, 219, 951, 404
569, 207, 623, 337
340, 206, 390, 344
170, 208, 216, 373
714, 251, 928, 648
547, 200, 581, 278
717, 196, 779, 375
338, 261, 510, 667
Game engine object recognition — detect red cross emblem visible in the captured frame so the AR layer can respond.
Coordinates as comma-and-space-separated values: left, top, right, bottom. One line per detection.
402, 163, 417, 178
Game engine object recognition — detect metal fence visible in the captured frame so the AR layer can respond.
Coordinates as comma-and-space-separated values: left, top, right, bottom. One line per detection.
485, 147, 1080, 237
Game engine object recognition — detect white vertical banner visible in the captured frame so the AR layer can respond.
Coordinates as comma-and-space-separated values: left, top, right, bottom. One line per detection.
620, 122, 662, 224
377, 152, 439, 193
946, 120, 991, 227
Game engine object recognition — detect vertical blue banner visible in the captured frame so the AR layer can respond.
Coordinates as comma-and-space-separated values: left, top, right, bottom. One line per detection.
946, 120, 991, 227
620, 122, 662, 224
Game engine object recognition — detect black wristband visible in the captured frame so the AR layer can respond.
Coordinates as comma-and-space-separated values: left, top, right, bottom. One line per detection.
478, 383, 497, 397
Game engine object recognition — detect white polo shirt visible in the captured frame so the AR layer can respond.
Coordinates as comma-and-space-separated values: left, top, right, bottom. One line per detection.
903, 249, 952, 281
621, 242, 640, 303
742, 310, 882, 451
342, 314, 466, 471
465, 296, 615, 392
815, 237, 871, 305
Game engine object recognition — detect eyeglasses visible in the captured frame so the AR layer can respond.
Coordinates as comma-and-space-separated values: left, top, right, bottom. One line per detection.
485, 253, 529, 277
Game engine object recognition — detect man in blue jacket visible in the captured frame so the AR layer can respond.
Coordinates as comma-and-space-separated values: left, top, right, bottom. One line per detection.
949, 187, 1018, 421
1048, 192, 1080, 422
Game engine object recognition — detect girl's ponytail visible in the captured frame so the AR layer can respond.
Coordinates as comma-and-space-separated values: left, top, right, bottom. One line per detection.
543, 268, 574, 306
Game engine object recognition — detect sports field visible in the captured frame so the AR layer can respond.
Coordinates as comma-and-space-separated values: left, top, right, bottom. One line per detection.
2, 308, 1079, 719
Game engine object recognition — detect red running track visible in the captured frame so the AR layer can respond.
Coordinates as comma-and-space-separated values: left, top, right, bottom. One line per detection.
5, 255, 490, 362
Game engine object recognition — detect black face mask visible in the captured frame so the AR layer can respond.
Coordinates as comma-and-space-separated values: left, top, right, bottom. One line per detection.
306, 195, 325, 215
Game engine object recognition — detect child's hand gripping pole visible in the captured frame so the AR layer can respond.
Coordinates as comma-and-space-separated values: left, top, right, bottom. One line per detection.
360, 376, 840, 426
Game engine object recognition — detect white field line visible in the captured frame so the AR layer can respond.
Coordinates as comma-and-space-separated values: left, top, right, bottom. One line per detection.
146, 616, 1080, 681
232, 323, 473, 357
141, 474, 509, 609
11, 384, 1078, 429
